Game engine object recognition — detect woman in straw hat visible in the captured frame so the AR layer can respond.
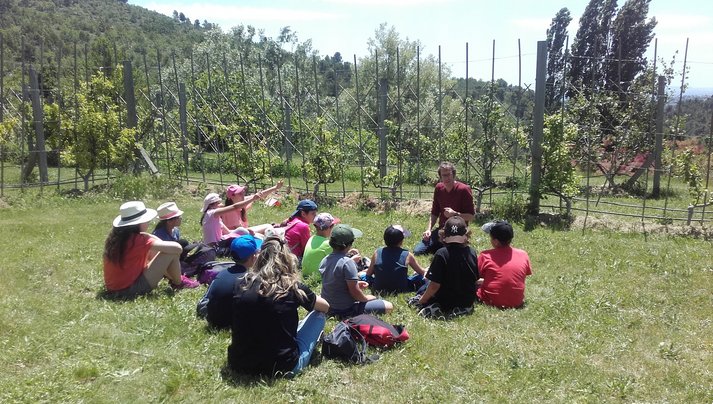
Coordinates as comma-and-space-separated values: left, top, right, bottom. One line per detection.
153, 202, 185, 243
103, 201, 199, 298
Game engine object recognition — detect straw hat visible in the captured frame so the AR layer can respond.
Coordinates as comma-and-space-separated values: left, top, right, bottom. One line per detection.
157, 202, 184, 220
113, 201, 157, 227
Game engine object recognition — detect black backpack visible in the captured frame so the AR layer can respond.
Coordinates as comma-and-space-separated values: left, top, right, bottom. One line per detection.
322, 322, 378, 364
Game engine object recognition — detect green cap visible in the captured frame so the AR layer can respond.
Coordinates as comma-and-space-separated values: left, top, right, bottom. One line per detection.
330, 224, 363, 247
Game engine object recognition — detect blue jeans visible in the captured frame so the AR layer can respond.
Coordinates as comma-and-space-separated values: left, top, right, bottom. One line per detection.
413, 230, 442, 255
291, 311, 326, 374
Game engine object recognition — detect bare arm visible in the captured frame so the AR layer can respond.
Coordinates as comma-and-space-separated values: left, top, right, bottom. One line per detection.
313, 295, 330, 313
407, 252, 426, 276
213, 193, 262, 217
347, 280, 374, 302
147, 237, 183, 254
365, 251, 377, 276
422, 214, 439, 241
418, 280, 441, 305
443, 207, 474, 223
258, 179, 284, 199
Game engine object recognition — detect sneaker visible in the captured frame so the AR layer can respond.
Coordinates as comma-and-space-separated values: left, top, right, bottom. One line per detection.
447, 306, 473, 319
418, 304, 445, 319
407, 294, 423, 308
171, 275, 200, 290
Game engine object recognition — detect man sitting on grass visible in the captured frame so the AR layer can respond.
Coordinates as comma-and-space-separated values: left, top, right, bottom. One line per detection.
196, 234, 261, 329
409, 216, 479, 319
477, 221, 532, 309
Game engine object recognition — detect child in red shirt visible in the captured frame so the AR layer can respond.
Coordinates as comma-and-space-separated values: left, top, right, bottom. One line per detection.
477, 221, 532, 308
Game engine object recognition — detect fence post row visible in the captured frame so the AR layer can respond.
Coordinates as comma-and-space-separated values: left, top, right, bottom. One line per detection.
0, 36, 710, 226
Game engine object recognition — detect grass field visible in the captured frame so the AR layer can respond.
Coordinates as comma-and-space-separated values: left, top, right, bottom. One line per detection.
1, 187, 712, 402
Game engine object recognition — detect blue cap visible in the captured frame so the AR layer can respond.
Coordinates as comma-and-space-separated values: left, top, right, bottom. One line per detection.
291, 199, 318, 218
230, 235, 263, 262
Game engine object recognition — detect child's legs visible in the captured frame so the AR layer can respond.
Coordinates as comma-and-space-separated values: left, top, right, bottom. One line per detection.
364, 299, 393, 315
144, 251, 182, 287
292, 311, 327, 374
249, 223, 273, 235
408, 274, 425, 291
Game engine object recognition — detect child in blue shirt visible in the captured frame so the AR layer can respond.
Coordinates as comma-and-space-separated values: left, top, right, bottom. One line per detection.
361, 225, 426, 294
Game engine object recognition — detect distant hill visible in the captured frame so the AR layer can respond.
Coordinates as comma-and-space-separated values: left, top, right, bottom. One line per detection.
683, 87, 713, 99
0, 0, 209, 83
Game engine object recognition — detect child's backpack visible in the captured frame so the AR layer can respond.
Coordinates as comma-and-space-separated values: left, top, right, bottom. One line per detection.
180, 243, 217, 276
345, 314, 409, 348
195, 261, 233, 285
322, 322, 376, 364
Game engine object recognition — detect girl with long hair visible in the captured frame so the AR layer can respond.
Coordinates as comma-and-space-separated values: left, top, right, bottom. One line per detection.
228, 235, 329, 377
103, 201, 198, 298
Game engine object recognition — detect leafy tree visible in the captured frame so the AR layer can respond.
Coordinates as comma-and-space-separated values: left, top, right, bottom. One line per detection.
568, 0, 617, 94
302, 118, 343, 198
545, 8, 572, 112
58, 67, 136, 191
540, 113, 581, 200
605, 0, 657, 95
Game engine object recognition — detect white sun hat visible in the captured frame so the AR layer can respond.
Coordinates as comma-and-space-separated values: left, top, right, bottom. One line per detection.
113, 201, 157, 227
157, 202, 184, 220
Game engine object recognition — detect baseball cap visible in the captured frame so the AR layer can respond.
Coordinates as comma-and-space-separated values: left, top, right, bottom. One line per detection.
290, 199, 318, 218
481, 220, 514, 245
313, 212, 340, 230
230, 234, 263, 262
443, 216, 468, 244
226, 184, 246, 199
330, 224, 363, 248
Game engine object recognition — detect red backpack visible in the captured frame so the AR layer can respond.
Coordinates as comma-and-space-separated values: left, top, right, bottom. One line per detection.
345, 314, 409, 348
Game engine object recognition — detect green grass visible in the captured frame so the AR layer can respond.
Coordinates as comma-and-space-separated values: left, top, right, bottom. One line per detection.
1, 187, 712, 402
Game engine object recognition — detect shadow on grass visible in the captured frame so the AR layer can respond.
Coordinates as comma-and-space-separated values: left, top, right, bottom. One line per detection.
220, 364, 290, 387
95, 286, 177, 302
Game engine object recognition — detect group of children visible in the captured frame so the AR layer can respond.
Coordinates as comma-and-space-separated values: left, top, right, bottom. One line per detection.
102, 182, 532, 377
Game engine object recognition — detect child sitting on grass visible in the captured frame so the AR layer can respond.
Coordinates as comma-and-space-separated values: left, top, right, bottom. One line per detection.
319, 224, 393, 319
477, 220, 532, 309
196, 234, 262, 329
408, 216, 478, 319
360, 225, 426, 294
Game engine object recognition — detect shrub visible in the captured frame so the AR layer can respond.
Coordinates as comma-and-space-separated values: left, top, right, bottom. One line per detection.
491, 194, 528, 223
109, 174, 182, 200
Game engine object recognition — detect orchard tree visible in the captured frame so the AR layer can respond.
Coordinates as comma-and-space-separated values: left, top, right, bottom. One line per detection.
302, 118, 343, 198
59, 67, 135, 191
540, 114, 580, 201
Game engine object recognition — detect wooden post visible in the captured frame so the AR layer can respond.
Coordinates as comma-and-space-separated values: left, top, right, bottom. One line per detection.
378, 78, 388, 178
652, 76, 666, 198
179, 83, 190, 183
528, 41, 547, 215
28, 66, 49, 182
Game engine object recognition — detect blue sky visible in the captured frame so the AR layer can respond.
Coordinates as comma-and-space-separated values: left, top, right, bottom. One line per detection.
130, 0, 713, 88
